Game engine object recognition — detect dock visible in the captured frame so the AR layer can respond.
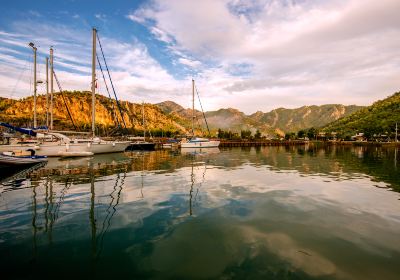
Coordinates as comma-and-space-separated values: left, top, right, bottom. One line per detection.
219, 140, 308, 147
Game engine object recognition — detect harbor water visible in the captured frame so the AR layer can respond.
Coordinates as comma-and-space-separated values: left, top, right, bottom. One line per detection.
0, 145, 399, 279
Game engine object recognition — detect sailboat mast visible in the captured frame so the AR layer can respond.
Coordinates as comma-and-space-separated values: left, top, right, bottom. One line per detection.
29, 43, 37, 128
192, 79, 195, 136
91, 28, 97, 137
50, 47, 54, 130
142, 101, 145, 139
46, 57, 49, 127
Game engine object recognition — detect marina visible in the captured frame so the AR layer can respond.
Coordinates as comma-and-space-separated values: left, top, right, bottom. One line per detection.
1, 1, 400, 279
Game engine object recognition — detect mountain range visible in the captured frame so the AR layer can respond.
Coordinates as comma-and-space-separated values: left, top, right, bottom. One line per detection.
0, 90, 389, 137
157, 101, 362, 136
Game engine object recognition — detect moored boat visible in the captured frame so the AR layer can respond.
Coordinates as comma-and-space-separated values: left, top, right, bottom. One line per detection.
180, 137, 220, 148
181, 80, 220, 149
0, 152, 48, 166
162, 139, 179, 148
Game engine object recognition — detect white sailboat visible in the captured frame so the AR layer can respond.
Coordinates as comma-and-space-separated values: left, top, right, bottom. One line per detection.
82, 28, 131, 154
33, 28, 130, 156
180, 79, 220, 149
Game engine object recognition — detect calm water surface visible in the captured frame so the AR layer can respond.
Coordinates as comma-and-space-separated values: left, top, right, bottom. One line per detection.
0, 145, 399, 279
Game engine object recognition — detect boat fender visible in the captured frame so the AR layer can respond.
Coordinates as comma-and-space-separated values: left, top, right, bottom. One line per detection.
113, 142, 115, 147
87, 142, 91, 147
33, 145, 40, 150
66, 143, 69, 150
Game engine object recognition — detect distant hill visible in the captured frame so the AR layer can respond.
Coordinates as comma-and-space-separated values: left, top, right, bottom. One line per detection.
322, 92, 400, 138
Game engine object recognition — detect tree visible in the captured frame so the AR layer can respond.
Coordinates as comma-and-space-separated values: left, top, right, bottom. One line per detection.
254, 129, 262, 139
307, 127, 317, 140
297, 130, 305, 138
285, 132, 296, 140
240, 130, 252, 139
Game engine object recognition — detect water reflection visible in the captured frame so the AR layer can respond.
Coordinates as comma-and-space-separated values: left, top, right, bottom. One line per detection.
0, 146, 400, 279
180, 147, 220, 155
186, 149, 214, 216
95, 169, 126, 259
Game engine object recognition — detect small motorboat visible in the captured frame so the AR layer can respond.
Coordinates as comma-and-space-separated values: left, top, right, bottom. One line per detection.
180, 137, 220, 148
162, 139, 179, 148
0, 149, 48, 166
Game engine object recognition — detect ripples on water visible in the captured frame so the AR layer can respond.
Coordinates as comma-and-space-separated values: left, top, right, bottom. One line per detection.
0, 145, 399, 280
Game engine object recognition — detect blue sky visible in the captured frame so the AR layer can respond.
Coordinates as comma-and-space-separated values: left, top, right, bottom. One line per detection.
1, 0, 400, 113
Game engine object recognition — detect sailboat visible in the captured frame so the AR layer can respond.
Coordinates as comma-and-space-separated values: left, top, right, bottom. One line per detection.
37, 28, 131, 155
180, 79, 220, 148
81, 28, 131, 154
126, 101, 156, 151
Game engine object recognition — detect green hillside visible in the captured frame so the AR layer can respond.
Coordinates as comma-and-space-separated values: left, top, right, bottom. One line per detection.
322, 92, 400, 139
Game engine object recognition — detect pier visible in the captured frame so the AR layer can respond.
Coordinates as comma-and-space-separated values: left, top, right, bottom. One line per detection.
219, 140, 308, 147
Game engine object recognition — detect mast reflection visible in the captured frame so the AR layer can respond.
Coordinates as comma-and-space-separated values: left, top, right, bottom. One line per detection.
187, 150, 210, 216
32, 182, 37, 259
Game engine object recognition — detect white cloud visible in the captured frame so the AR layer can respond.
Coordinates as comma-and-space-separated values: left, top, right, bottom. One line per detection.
126, 0, 400, 113
150, 26, 174, 43
178, 58, 201, 68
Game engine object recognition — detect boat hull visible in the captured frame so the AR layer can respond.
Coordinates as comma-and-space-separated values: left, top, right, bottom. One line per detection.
0, 144, 39, 153
0, 155, 47, 166
162, 143, 179, 148
0, 141, 131, 157
88, 141, 131, 154
181, 140, 220, 148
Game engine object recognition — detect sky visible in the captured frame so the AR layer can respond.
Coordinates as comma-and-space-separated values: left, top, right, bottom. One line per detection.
0, 0, 399, 114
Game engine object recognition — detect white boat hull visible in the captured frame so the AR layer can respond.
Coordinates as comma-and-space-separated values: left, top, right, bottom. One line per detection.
87, 141, 131, 154
0, 141, 131, 157
0, 155, 47, 165
0, 144, 39, 153
181, 140, 220, 148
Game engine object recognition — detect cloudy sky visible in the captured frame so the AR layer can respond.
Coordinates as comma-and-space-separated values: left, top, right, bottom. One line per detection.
1, 0, 399, 114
